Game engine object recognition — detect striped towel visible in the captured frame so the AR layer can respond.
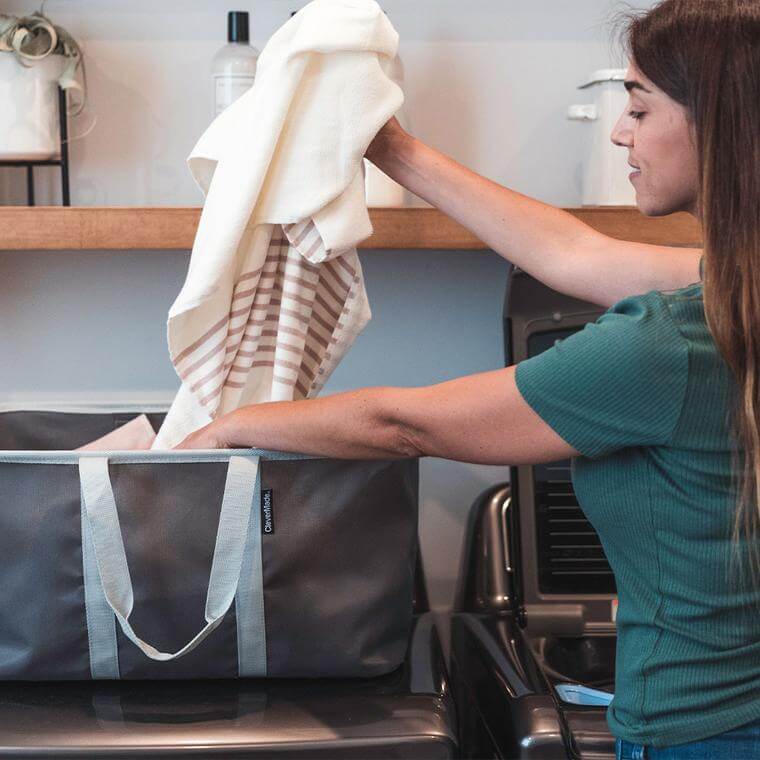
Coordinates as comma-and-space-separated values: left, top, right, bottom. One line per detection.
152, 0, 402, 449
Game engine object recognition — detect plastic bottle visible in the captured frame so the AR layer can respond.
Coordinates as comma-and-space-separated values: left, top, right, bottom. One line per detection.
212, 11, 259, 117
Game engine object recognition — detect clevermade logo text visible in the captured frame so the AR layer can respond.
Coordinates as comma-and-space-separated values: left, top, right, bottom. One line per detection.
261, 489, 275, 535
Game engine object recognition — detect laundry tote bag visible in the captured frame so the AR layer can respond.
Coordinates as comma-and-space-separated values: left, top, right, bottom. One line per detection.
0, 410, 419, 680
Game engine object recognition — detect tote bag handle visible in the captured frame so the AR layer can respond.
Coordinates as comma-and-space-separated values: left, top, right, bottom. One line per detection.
79, 454, 259, 662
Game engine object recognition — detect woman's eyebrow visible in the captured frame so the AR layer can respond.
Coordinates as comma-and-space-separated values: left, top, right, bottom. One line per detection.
624, 80, 652, 94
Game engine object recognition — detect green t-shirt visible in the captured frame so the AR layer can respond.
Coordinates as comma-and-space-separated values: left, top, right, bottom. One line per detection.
515, 281, 760, 747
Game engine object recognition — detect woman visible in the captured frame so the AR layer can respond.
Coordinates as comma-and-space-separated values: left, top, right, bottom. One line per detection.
178, 1, 760, 755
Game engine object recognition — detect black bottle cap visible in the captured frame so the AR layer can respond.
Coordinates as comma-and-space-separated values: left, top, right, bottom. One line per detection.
228, 11, 250, 43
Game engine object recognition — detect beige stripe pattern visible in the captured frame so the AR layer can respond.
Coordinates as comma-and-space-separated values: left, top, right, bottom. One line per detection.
170, 220, 368, 419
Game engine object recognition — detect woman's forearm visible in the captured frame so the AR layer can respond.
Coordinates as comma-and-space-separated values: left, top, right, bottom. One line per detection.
374, 132, 601, 283
216, 387, 416, 459
371, 130, 701, 307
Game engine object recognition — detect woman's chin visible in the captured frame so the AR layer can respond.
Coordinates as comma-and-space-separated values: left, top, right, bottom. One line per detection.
634, 195, 671, 218
634, 189, 698, 218
634, 198, 655, 216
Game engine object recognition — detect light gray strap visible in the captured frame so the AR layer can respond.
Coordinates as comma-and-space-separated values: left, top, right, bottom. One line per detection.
0, 449, 316, 464
79, 454, 259, 662
80, 481, 120, 679
235, 463, 267, 676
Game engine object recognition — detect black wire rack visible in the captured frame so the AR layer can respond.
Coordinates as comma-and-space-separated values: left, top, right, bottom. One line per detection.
0, 85, 70, 206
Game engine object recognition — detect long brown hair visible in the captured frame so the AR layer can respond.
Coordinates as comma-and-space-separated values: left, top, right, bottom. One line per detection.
620, 0, 760, 581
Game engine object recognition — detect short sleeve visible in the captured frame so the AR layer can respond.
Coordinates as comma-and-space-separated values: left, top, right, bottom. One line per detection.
514, 291, 689, 460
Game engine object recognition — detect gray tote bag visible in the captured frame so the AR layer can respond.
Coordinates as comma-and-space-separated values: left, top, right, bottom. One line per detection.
0, 410, 418, 681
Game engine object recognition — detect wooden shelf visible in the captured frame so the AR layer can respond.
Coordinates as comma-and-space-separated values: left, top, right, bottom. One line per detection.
0, 206, 702, 251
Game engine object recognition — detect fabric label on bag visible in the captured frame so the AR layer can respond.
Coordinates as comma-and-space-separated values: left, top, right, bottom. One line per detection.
261, 489, 275, 534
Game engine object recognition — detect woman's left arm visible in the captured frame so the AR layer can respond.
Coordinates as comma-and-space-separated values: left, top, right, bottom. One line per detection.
175, 366, 578, 467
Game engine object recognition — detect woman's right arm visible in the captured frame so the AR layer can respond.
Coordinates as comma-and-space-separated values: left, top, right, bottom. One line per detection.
366, 119, 702, 308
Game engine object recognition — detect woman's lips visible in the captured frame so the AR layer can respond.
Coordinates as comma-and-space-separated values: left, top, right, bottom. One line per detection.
629, 170, 641, 181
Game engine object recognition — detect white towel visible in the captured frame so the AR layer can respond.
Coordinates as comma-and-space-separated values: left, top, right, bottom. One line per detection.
77, 414, 157, 451
152, 0, 403, 450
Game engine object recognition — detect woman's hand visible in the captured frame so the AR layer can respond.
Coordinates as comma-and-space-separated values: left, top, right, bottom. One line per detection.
174, 419, 231, 450
365, 115, 407, 166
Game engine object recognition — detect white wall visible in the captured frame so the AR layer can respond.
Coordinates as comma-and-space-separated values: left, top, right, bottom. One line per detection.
0, 0, 654, 618
0, 0, 652, 206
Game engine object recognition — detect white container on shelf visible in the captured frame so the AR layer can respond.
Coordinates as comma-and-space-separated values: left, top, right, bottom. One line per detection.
212, 11, 259, 117
567, 68, 635, 206
0, 53, 66, 160
363, 158, 405, 207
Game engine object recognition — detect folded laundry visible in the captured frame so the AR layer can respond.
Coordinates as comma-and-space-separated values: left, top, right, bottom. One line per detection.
76, 414, 156, 451
554, 683, 615, 707
152, 0, 403, 449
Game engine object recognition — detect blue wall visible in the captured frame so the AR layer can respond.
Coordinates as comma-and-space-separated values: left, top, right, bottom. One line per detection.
0, 247, 513, 612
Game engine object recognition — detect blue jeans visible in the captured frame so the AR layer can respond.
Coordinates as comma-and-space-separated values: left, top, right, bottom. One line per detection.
615, 716, 760, 759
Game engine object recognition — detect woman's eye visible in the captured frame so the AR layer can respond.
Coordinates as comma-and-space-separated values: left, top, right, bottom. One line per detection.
628, 111, 645, 120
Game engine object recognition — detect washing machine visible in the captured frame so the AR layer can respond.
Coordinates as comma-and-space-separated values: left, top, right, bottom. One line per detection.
0, 542, 458, 758
450, 267, 617, 759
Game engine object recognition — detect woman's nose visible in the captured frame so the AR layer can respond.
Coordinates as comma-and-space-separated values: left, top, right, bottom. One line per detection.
610, 112, 633, 148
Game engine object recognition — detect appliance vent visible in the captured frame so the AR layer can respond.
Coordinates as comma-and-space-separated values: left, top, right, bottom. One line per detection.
526, 328, 616, 595
533, 460, 615, 594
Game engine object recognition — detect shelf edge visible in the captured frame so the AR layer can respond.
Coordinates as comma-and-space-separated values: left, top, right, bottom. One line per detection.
0, 206, 703, 251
